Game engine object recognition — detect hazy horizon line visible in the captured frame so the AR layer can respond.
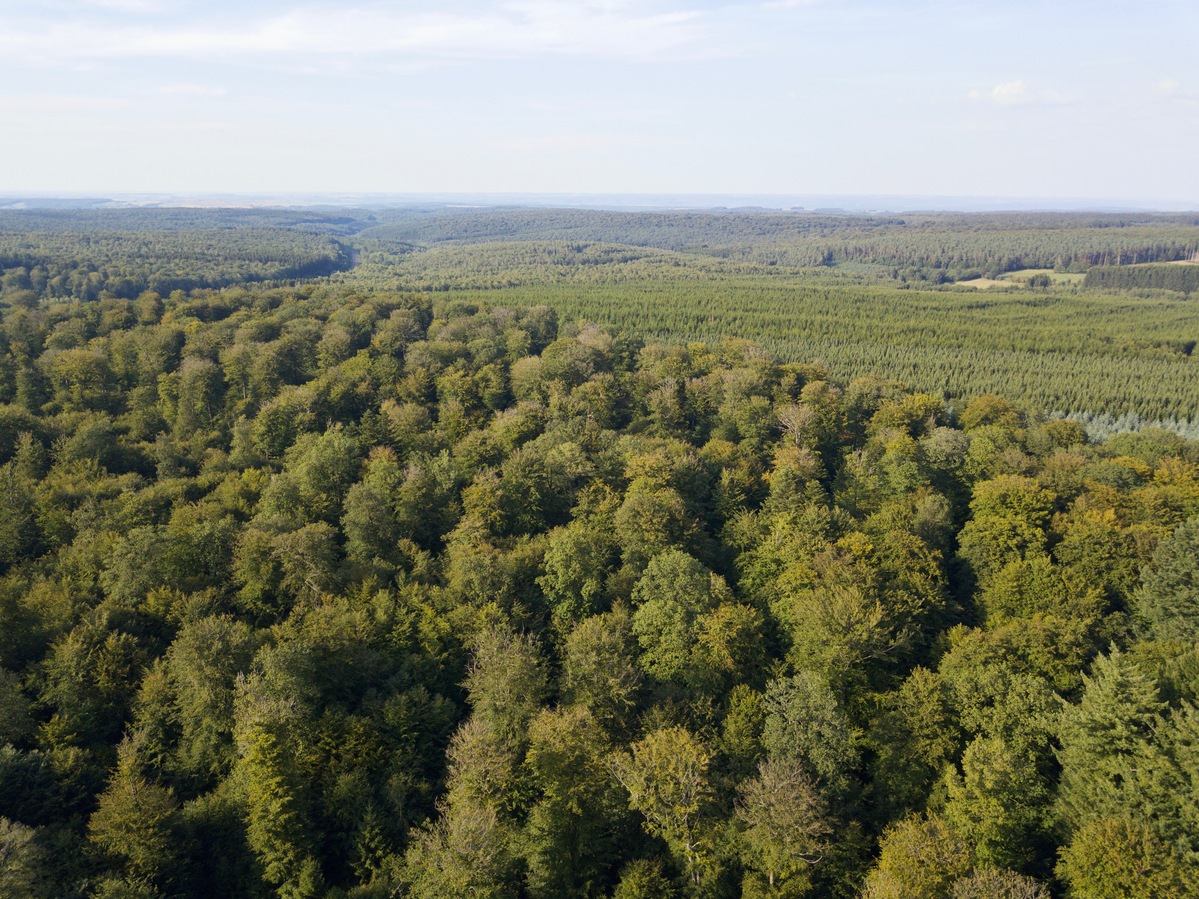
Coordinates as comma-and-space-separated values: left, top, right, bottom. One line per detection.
2, 190, 1198, 215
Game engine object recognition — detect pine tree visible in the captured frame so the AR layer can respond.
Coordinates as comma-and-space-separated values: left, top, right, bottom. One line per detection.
1055, 647, 1166, 829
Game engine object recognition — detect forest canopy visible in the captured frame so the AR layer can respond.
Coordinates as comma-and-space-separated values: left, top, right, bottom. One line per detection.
0, 257, 1195, 895
0, 206, 1198, 896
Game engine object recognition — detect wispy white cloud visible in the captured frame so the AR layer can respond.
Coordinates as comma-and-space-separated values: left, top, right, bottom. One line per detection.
1152, 78, 1196, 108
0, 2, 710, 63
487, 133, 656, 152
989, 79, 1029, 105
147, 82, 227, 97
968, 79, 1071, 107
0, 93, 130, 111
78, 0, 171, 11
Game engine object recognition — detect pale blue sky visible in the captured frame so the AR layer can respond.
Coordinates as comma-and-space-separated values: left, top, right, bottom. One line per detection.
2, 0, 1196, 204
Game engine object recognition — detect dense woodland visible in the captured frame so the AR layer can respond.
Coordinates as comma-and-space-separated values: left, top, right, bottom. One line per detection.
1084, 263, 1199, 295
0, 207, 1198, 897
356, 209, 1199, 278
0, 210, 360, 301
333, 238, 1199, 431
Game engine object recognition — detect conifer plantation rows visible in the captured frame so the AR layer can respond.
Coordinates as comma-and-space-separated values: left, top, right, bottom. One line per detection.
1084, 263, 1199, 295
0, 275, 1197, 897
5, 207, 1199, 432
334, 208, 1199, 432
418, 273, 1199, 430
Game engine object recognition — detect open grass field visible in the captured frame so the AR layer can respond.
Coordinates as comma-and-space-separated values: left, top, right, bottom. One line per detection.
956, 277, 1012, 289
956, 270, 1087, 289
1002, 268, 1088, 286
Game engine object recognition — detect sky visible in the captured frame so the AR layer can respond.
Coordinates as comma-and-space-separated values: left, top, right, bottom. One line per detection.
1, 0, 1197, 206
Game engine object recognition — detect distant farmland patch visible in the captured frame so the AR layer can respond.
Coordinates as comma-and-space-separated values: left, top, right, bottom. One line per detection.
957, 277, 1012, 289
1004, 268, 1087, 286
958, 269, 1084, 289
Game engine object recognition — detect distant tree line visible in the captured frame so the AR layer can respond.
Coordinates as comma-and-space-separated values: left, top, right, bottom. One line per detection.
357, 208, 1199, 283
0, 208, 374, 304
1084, 263, 1199, 295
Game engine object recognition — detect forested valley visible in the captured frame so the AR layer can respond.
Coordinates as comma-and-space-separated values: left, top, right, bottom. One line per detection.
0, 207, 1198, 897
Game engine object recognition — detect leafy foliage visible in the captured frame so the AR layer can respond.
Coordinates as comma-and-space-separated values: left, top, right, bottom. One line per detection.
0, 209, 1195, 896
